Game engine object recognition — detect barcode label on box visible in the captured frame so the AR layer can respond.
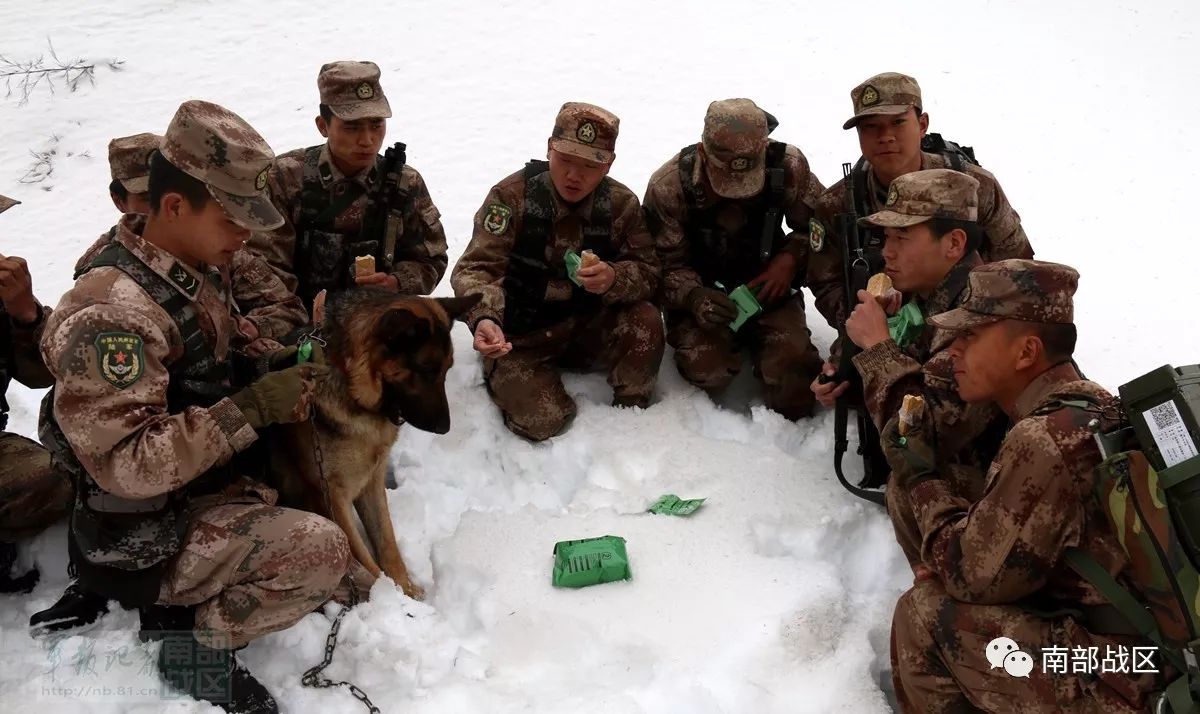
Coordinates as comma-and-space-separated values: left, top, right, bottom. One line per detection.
1143, 400, 1199, 468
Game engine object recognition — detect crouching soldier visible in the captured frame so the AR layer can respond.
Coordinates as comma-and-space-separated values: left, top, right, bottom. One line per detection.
643, 98, 826, 419
451, 102, 664, 441
40, 100, 351, 713
885, 260, 1159, 712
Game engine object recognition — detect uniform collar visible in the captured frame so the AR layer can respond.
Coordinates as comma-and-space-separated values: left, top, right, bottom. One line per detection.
921, 252, 981, 318
113, 214, 217, 302
1014, 362, 1084, 421
317, 143, 378, 189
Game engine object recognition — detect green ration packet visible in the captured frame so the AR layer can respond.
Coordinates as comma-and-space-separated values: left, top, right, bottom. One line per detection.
552, 535, 631, 588
564, 249, 583, 286
714, 281, 762, 332
647, 494, 706, 516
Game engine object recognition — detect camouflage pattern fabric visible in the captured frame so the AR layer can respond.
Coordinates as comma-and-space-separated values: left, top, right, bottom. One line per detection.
667, 295, 823, 420
859, 168, 979, 227
483, 302, 664, 441
928, 258, 1077, 330
0, 432, 71, 542
107, 133, 161, 193
317, 60, 391, 120
549, 102, 619, 164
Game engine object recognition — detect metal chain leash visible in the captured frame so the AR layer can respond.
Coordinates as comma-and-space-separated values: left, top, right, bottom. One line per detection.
299, 336, 378, 713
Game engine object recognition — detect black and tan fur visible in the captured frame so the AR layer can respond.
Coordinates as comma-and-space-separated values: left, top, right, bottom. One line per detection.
270, 288, 478, 600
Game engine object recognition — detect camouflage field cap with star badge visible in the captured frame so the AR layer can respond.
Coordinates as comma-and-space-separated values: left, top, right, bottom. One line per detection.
701, 98, 770, 200
842, 72, 922, 130
549, 102, 619, 164
318, 60, 392, 121
159, 99, 284, 232
94, 331, 145, 389
928, 259, 1078, 331
108, 132, 162, 193
859, 169, 979, 229
0, 195, 18, 214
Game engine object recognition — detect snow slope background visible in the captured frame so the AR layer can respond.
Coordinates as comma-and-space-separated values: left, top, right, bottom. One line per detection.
1, 0, 1197, 711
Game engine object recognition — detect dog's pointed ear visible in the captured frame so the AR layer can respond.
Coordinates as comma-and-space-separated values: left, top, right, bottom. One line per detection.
378, 306, 432, 350
435, 294, 483, 322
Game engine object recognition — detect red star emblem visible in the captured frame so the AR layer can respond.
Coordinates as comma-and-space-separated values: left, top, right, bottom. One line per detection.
115, 351, 126, 364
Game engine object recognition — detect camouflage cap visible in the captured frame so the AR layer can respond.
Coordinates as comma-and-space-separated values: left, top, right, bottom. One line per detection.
160, 100, 283, 232
549, 102, 619, 164
318, 61, 391, 121
701, 98, 769, 200
0, 195, 17, 214
843, 72, 922, 130
108, 132, 162, 193
860, 169, 979, 228
928, 259, 1078, 331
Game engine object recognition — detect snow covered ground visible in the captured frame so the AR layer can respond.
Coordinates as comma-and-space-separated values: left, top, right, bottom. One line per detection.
1, 0, 1197, 711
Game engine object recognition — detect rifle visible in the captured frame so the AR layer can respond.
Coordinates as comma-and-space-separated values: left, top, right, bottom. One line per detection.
350, 141, 408, 283
824, 160, 888, 506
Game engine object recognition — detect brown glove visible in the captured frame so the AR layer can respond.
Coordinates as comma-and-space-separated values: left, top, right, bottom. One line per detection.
686, 287, 738, 330
229, 363, 327, 430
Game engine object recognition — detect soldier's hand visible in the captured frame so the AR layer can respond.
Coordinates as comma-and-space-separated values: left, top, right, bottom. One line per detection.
356, 272, 399, 291
577, 260, 616, 294
810, 361, 849, 407
228, 363, 329, 430
686, 287, 738, 330
881, 414, 940, 490
747, 252, 797, 304
846, 289, 891, 350
473, 319, 512, 358
0, 253, 40, 324
261, 340, 327, 371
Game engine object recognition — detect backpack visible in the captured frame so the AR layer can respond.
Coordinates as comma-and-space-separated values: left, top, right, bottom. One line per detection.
1058, 364, 1200, 713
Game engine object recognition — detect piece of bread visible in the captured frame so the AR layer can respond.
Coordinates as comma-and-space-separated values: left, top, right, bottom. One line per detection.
867, 272, 899, 307
580, 249, 600, 268
355, 255, 375, 277
899, 394, 925, 436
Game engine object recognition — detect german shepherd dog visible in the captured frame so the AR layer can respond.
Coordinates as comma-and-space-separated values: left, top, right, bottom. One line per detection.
269, 288, 479, 600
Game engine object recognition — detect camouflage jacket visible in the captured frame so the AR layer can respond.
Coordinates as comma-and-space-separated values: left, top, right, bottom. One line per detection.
246, 143, 448, 300
643, 142, 826, 310
852, 252, 1005, 478
808, 151, 1033, 338
909, 363, 1131, 607
451, 165, 660, 331
76, 225, 308, 343
41, 215, 258, 501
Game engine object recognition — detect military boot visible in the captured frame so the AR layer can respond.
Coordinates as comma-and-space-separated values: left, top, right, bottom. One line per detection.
29, 580, 109, 636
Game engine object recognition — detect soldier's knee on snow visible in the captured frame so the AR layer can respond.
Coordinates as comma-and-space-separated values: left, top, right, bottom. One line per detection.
505, 401, 576, 442
294, 514, 351, 595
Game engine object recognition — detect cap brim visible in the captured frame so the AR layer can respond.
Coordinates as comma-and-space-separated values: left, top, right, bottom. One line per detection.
119, 176, 150, 194
329, 96, 393, 121
842, 104, 914, 130
705, 163, 765, 200
0, 195, 18, 214
859, 210, 930, 229
208, 185, 284, 232
927, 308, 1002, 332
549, 139, 614, 165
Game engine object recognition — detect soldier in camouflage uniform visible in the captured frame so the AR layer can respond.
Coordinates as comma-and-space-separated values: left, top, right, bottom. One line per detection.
643, 99, 826, 419
247, 61, 448, 313
77, 132, 309, 352
834, 170, 1007, 566
40, 101, 350, 713
884, 260, 1159, 712
451, 102, 664, 441
0, 195, 72, 593
808, 72, 1034, 402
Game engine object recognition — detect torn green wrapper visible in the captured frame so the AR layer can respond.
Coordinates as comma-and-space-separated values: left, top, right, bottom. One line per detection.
715, 282, 762, 332
648, 494, 706, 516
297, 340, 313, 364
564, 250, 583, 286
552, 535, 631, 588
887, 301, 925, 349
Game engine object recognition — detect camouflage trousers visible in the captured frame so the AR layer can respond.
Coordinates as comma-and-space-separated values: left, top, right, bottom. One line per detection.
158, 499, 351, 649
666, 294, 824, 420
0, 430, 72, 542
886, 465, 986, 567
484, 301, 665, 442
892, 579, 1160, 713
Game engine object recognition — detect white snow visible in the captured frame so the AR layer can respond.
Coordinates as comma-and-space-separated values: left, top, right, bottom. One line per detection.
1, 0, 1197, 711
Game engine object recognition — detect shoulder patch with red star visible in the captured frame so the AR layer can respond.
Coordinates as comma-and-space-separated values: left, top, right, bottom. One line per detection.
94, 332, 144, 389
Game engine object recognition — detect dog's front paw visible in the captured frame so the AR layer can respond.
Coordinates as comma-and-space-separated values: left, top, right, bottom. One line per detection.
400, 579, 426, 601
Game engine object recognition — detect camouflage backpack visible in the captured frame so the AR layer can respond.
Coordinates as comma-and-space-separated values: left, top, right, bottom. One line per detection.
1057, 364, 1200, 713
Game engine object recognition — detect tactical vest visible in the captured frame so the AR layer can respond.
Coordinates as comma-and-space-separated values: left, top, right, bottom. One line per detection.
502, 160, 616, 336
40, 241, 238, 606
677, 141, 787, 289
292, 143, 411, 311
